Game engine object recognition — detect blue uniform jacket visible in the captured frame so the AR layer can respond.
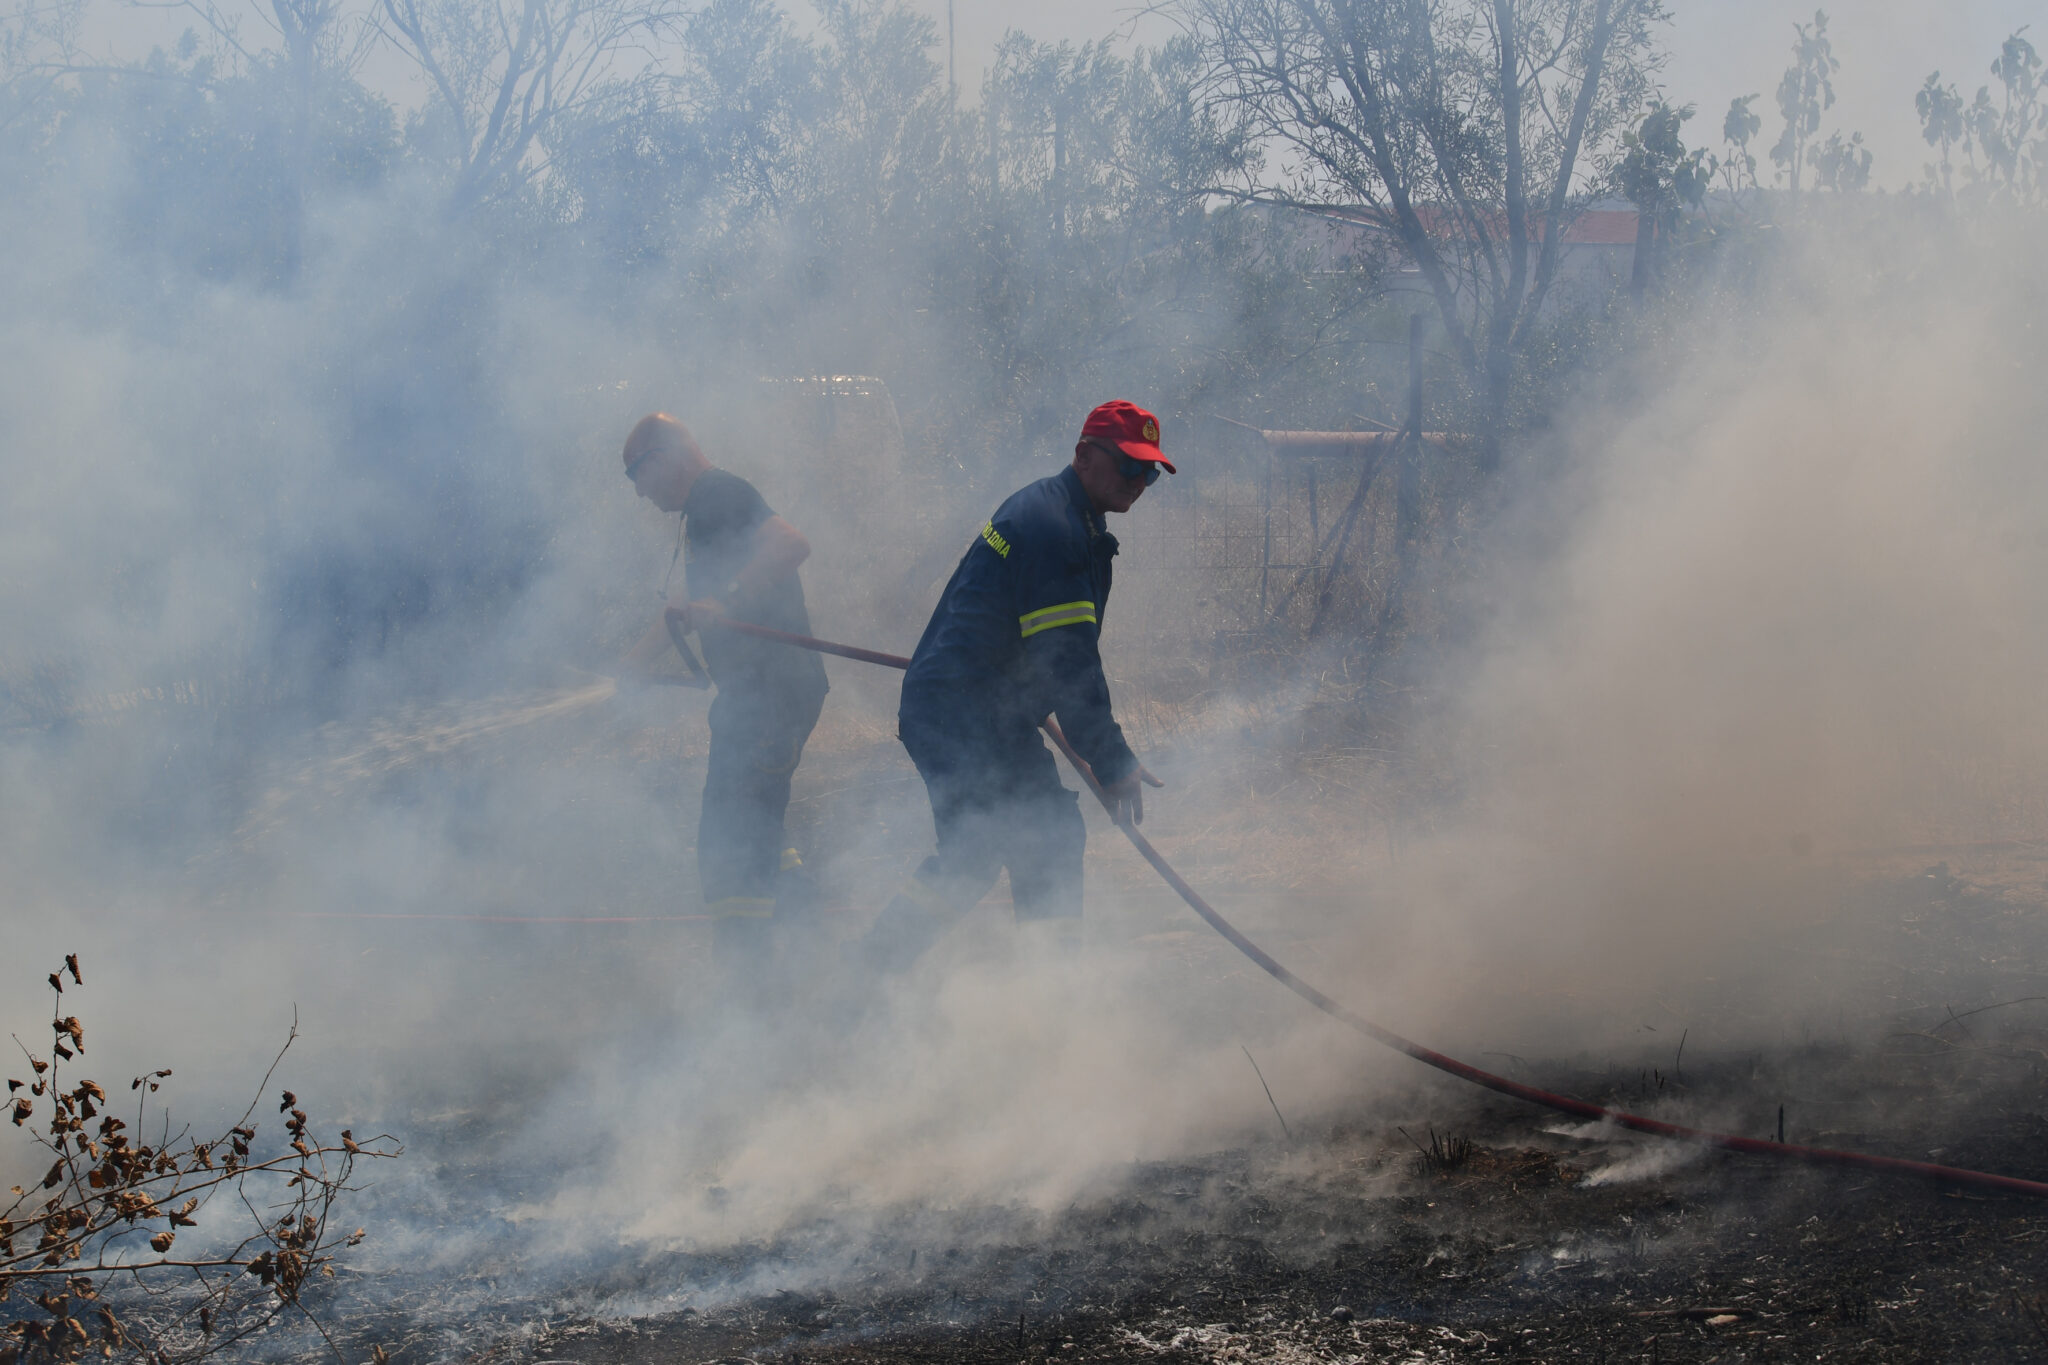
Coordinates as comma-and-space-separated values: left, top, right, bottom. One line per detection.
900, 466, 1138, 787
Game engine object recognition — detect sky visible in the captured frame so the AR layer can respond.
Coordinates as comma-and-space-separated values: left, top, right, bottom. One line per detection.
78, 0, 2043, 189
907, 0, 2043, 190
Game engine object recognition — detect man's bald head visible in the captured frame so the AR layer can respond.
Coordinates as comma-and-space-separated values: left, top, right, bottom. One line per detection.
623, 412, 703, 468
622, 412, 710, 512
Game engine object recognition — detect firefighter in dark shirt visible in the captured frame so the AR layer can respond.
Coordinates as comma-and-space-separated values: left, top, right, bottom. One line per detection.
620, 413, 830, 971
859, 400, 1171, 970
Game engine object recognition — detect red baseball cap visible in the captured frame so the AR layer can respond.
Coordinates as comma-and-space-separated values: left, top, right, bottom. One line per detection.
1081, 400, 1176, 474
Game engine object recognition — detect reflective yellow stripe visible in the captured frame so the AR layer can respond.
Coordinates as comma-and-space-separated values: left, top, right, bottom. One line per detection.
779, 847, 804, 872
707, 896, 775, 919
1019, 600, 1098, 639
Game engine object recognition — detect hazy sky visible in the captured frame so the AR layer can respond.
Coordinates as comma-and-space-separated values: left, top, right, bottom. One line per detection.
80, 0, 2045, 190
909, 0, 2042, 189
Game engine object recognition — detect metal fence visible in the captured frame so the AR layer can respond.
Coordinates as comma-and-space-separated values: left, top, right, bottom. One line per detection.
1104, 451, 1408, 694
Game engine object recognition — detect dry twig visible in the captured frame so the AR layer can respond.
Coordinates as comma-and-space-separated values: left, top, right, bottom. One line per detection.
2, 954, 400, 1365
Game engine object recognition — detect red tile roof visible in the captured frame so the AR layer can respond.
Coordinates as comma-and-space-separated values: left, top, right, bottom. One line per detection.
1316, 204, 1639, 246
1564, 209, 1640, 245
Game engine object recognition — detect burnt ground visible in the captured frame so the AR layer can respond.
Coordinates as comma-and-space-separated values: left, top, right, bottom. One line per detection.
24, 692, 2048, 1364
332, 852, 2048, 1365
454, 1080, 2048, 1365
481, 1133, 2048, 1365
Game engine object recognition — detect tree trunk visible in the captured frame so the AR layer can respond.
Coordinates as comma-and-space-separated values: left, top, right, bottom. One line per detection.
1478, 333, 1512, 473
1629, 207, 1653, 303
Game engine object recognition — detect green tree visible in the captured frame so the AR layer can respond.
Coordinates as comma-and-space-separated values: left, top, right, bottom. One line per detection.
1916, 71, 1964, 198
1177, 0, 1670, 468
1915, 29, 2043, 206
1810, 126, 1869, 191
1614, 100, 1707, 294
1718, 91, 1762, 198
0, 0, 82, 144
156, 0, 371, 276
544, 0, 822, 270
1765, 10, 1873, 204
1769, 9, 1837, 203
373, 0, 692, 213
1965, 28, 2045, 200
56, 37, 396, 286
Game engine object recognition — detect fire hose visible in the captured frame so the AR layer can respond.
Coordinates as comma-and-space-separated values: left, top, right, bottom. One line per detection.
674, 608, 2048, 1201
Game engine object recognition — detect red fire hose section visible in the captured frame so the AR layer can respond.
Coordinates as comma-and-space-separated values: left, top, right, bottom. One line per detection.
682, 609, 2048, 1201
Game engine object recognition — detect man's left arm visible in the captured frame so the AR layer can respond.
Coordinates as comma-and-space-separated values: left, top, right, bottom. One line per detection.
1022, 625, 1131, 773
1024, 624, 1165, 822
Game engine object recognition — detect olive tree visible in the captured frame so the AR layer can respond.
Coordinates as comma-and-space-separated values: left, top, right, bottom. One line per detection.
0, 0, 81, 143
374, 0, 691, 212
1177, 0, 1668, 465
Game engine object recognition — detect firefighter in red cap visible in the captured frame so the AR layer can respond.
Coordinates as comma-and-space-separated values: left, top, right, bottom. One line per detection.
859, 400, 1172, 969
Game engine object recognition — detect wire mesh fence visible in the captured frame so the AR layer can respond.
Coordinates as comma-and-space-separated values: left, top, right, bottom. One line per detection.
1105, 455, 1404, 694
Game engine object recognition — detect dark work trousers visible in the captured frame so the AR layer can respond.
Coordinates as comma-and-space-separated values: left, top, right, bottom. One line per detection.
898, 714, 1086, 923
699, 681, 826, 918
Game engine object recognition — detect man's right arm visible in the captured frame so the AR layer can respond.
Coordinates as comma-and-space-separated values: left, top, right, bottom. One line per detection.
620, 576, 705, 683
1022, 623, 1138, 788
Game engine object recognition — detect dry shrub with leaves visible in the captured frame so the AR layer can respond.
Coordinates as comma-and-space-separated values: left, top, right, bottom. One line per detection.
2, 955, 399, 1364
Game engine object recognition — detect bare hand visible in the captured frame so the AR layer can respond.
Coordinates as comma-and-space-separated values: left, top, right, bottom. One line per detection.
1102, 764, 1164, 826
665, 598, 726, 634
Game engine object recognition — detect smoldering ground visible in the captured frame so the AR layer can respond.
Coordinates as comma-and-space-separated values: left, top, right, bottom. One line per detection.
16, 201, 2048, 1343
8, 2, 2048, 1360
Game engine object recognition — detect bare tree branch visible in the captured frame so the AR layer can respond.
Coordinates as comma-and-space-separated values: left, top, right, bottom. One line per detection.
1178, 0, 1666, 460
372, 0, 690, 211
3, 956, 399, 1365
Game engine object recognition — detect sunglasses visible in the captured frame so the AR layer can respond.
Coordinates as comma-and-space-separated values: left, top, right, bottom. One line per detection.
1106, 446, 1162, 487
624, 449, 654, 483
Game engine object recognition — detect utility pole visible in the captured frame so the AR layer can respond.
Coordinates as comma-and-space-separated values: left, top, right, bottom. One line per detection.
988, 88, 1000, 194
1052, 103, 1066, 236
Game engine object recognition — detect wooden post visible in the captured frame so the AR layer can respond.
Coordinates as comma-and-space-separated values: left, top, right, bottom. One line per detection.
1630, 206, 1653, 303
1259, 453, 1274, 619
1368, 313, 1426, 655
1397, 312, 1423, 574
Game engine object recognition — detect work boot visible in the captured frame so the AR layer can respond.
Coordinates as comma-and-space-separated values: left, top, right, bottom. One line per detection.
774, 847, 822, 922
1016, 914, 1084, 959
856, 861, 955, 973
773, 851, 837, 991
711, 911, 776, 1010
1016, 915, 1085, 995
856, 897, 945, 974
